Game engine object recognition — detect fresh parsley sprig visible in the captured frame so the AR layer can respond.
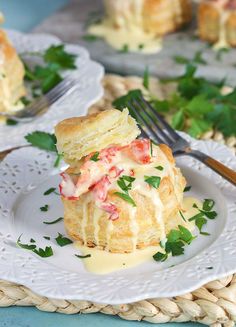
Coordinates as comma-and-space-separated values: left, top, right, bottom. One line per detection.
55, 233, 73, 247
90, 151, 100, 162
25, 131, 63, 167
115, 175, 136, 206
17, 235, 53, 258
144, 176, 161, 189
189, 199, 217, 235
22, 44, 77, 96
153, 225, 196, 262
112, 64, 236, 138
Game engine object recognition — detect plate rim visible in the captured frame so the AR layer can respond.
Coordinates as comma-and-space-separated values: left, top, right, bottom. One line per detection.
0, 132, 235, 304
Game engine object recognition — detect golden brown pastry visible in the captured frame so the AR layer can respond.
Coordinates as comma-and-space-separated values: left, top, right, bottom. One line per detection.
55, 108, 140, 165
104, 0, 192, 36
0, 29, 26, 113
56, 109, 188, 253
198, 0, 236, 47
88, 0, 192, 53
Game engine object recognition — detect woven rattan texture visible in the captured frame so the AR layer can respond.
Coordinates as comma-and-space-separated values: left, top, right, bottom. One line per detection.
0, 75, 236, 326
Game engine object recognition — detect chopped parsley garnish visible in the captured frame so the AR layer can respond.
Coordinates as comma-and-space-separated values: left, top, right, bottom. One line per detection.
43, 217, 63, 225
115, 175, 136, 206
30, 238, 36, 243
22, 45, 76, 98
55, 233, 73, 247
112, 64, 236, 138
150, 140, 153, 157
44, 187, 57, 195
119, 44, 129, 53
144, 176, 161, 189
155, 166, 164, 171
17, 235, 37, 250
184, 186, 191, 192
189, 199, 217, 235
138, 44, 144, 50
153, 225, 196, 262
179, 210, 186, 222
33, 246, 54, 258
206, 266, 213, 270
117, 175, 135, 193
143, 67, 150, 90
17, 235, 53, 258
25, 132, 57, 152
173, 51, 207, 66
202, 199, 215, 212
114, 192, 136, 207
6, 119, 18, 126
40, 204, 49, 212
54, 153, 64, 167
43, 236, 51, 240
90, 151, 100, 162
75, 254, 91, 259
83, 34, 99, 42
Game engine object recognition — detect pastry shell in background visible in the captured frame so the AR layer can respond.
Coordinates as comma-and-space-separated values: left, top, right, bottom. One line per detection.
198, 0, 236, 47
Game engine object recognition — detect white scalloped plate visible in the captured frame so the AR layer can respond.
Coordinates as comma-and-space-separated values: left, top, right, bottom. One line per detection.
0, 30, 104, 151
0, 133, 235, 304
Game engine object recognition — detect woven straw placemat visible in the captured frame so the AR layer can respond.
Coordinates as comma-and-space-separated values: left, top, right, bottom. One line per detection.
0, 74, 236, 326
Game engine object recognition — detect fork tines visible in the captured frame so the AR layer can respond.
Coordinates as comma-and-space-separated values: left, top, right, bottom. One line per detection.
128, 96, 180, 147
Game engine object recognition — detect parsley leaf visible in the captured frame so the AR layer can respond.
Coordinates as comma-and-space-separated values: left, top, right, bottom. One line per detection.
6, 119, 18, 126
44, 45, 77, 70
43, 236, 51, 240
25, 132, 57, 152
83, 34, 99, 41
153, 225, 196, 262
112, 89, 143, 110
143, 67, 150, 90
44, 187, 57, 195
179, 210, 186, 222
33, 246, 53, 258
55, 233, 73, 247
40, 204, 49, 212
17, 235, 53, 257
90, 151, 100, 162
184, 186, 191, 192
114, 192, 136, 207
153, 252, 168, 262
155, 166, 164, 171
189, 200, 217, 235
203, 199, 215, 212
75, 254, 91, 259
117, 175, 135, 193
43, 217, 63, 225
17, 235, 36, 250
144, 176, 161, 189
119, 44, 129, 53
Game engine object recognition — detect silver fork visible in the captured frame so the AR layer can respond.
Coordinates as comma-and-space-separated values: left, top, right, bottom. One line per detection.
0, 76, 79, 121
128, 96, 236, 186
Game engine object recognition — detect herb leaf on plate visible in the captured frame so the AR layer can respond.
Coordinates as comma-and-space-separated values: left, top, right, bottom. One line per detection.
75, 254, 91, 259
55, 233, 73, 247
43, 217, 64, 225
44, 45, 77, 70
153, 225, 196, 262
25, 131, 57, 152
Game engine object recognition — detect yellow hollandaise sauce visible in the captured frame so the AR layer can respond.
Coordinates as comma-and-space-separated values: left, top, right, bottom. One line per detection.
76, 196, 202, 274
88, 21, 162, 54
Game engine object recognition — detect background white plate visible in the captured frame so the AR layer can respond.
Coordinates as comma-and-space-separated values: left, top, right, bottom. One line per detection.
0, 30, 104, 151
0, 133, 235, 304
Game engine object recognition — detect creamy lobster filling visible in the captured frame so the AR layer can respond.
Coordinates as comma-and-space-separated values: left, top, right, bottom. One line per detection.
59, 139, 175, 221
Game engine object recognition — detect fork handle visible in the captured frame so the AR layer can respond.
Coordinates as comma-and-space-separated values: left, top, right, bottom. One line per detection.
187, 149, 236, 186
